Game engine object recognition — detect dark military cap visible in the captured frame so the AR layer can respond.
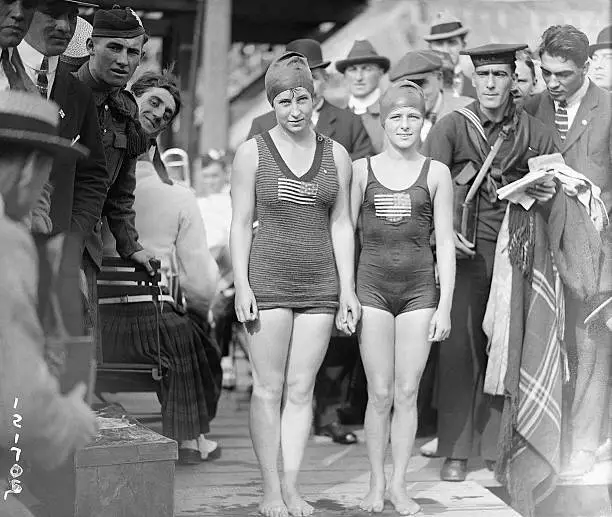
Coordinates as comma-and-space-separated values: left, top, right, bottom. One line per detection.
92, 5, 146, 39
461, 43, 528, 68
389, 50, 442, 82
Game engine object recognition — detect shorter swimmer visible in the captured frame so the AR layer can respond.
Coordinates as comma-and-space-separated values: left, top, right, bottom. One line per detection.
350, 80, 456, 515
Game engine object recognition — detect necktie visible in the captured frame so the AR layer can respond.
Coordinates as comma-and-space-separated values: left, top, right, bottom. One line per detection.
37, 56, 49, 98
555, 100, 569, 141
1, 48, 25, 90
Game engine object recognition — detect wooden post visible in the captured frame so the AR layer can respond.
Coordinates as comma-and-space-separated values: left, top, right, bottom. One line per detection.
197, 0, 232, 161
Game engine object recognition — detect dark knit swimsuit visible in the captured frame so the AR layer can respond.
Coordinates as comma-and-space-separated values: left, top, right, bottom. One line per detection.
356, 157, 438, 316
248, 131, 339, 311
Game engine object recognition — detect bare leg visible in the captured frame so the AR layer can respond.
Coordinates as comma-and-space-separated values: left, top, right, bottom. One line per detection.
281, 312, 334, 517
247, 309, 294, 517
389, 308, 434, 516
359, 307, 396, 513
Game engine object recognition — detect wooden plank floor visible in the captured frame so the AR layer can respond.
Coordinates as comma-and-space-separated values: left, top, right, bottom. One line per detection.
172, 389, 520, 516
108, 388, 519, 517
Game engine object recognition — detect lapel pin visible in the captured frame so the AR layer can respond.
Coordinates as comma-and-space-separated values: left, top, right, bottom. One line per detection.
59, 109, 65, 119
581, 119, 587, 126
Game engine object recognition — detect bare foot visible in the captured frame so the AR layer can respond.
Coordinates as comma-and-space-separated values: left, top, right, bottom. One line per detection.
259, 493, 288, 517
359, 485, 385, 513
282, 487, 313, 517
389, 486, 421, 516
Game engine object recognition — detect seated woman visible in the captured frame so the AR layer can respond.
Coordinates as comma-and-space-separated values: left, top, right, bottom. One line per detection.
351, 81, 455, 515
101, 71, 222, 465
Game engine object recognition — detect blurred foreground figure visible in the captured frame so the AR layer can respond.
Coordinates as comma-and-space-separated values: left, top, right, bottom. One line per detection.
0, 92, 97, 517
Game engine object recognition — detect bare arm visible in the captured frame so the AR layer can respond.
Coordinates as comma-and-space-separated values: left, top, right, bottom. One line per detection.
349, 158, 367, 227
330, 142, 361, 332
229, 139, 258, 322
429, 160, 456, 341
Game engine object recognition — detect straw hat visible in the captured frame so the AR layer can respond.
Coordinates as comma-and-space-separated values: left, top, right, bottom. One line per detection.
62, 16, 93, 66
424, 12, 469, 42
0, 91, 88, 159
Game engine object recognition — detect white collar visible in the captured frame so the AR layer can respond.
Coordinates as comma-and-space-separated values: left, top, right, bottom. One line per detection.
349, 88, 381, 114
17, 39, 58, 75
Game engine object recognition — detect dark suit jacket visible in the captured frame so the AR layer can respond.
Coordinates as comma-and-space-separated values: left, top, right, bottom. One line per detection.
49, 63, 108, 238
524, 81, 612, 212
246, 100, 374, 160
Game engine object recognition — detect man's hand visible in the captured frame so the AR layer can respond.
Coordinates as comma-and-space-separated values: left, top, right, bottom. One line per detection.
454, 232, 476, 259
525, 177, 557, 204
129, 249, 157, 275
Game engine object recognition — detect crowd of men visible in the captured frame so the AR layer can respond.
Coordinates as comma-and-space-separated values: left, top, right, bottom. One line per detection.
0, 0, 610, 516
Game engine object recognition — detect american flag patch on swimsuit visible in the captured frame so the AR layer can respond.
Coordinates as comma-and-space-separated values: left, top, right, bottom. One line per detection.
277, 177, 319, 206
374, 192, 412, 223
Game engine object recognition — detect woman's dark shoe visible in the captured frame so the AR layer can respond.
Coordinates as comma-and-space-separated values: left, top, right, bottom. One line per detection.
440, 458, 467, 482
316, 421, 358, 445
178, 448, 203, 465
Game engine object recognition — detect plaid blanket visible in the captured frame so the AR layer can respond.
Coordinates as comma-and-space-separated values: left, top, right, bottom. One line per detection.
496, 207, 564, 517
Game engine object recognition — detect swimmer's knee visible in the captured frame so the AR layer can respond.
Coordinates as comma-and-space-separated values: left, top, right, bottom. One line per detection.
368, 384, 394, 413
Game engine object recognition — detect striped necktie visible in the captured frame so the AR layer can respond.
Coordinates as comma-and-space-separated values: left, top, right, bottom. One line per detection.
37, 56, 49, 98
555, 100, 568, 141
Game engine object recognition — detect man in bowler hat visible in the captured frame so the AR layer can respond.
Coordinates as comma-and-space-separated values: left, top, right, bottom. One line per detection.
589, 25, 611, 91
336, 39, 390, 153
248, 38, 373, 161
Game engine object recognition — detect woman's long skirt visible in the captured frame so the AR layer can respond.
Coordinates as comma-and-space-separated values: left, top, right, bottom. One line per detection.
100, 302, 222, 441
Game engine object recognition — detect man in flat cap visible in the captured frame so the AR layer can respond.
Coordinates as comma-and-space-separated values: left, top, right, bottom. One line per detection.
424, 12, 477, 99
0, 91, 97, 517
248, 39, 373, 161
525, 24, 612, 478
422, 43, 557, 482
336, 39, 390, 153
390, 50, 472, 142
19, 0, 108, 240
75, 5, 154, 351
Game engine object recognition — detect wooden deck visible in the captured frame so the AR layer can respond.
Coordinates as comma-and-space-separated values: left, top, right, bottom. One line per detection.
102, 354, 611, 517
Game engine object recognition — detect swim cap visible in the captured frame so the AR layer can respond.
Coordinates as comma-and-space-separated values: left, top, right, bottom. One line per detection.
265, 52, 315, 105
379, 80, 426, 125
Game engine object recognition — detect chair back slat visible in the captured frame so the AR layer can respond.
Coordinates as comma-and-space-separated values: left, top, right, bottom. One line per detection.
98, 284, 159, 299
98, 270, 161, 284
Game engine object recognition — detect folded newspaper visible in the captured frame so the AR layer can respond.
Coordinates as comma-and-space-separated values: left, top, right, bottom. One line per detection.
497, 153, 565, 209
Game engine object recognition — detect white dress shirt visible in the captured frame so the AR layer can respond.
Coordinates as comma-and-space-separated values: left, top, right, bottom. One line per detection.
17, 40, 59, 98
348, 88, 381, 115
553, 77, 590, 131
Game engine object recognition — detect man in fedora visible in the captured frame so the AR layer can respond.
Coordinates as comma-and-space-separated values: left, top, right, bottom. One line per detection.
524, 24, 611, 478
336, 39, 390, 153
390, 49, 472, 142
247, 38, 373, 161
0, 91, 97, 517
589, 25, 611, 91
424, 12, 477, 99
19, 0, 108, 239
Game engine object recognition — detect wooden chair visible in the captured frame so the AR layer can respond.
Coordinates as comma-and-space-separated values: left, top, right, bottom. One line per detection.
94, 256, 167, 401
